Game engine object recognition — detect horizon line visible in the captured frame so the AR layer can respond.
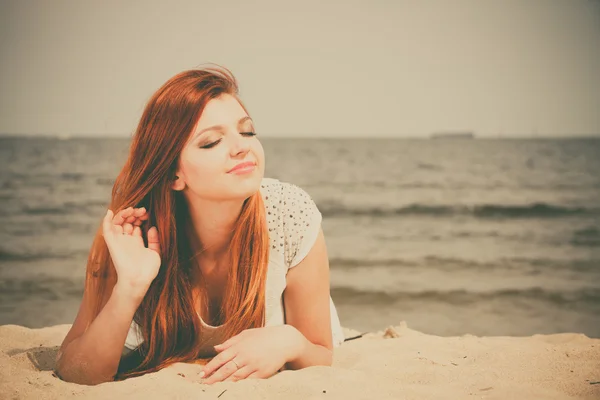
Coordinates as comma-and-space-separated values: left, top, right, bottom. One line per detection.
1, 132, 599, 140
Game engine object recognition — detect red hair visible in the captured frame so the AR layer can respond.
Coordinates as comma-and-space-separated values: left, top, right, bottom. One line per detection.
83, 66, 269, 379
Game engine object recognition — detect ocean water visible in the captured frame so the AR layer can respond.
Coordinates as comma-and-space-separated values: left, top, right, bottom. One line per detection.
0, 136, 599, 337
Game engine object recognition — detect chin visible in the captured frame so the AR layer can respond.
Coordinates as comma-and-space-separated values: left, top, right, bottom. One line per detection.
227, 172, 263, 199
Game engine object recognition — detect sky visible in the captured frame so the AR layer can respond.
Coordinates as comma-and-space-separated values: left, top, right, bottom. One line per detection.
0, 0, 599, 138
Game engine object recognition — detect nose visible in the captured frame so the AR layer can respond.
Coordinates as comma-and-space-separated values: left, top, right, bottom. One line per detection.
229, 132, 251, 157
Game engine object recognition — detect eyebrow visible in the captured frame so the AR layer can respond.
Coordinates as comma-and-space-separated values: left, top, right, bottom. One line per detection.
193, 116, 253, 140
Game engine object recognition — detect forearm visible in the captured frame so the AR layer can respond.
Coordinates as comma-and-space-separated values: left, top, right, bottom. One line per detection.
284, 325, 333, 370
56, 286, 141, 385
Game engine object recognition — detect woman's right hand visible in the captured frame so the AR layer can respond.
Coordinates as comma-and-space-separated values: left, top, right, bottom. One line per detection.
102, 207, 162, 301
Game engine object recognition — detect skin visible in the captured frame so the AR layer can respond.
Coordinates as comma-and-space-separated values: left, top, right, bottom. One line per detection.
172, 94, 267, 264
55, 206, 160, 384
68, 93, 334, 384
201, 226, 334, 383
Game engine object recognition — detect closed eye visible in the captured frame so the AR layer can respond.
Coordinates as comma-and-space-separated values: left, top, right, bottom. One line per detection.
200, 139, 221, 149
199, 132, 257, 149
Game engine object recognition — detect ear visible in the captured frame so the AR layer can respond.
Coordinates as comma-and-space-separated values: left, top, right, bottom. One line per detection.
171, 175, 186, 191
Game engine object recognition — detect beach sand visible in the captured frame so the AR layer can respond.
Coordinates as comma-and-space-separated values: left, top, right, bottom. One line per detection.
1, 322, 598, 399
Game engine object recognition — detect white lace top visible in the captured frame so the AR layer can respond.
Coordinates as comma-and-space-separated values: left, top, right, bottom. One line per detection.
123, 177, 345, 357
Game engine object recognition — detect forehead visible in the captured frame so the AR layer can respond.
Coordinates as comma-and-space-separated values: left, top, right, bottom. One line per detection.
196, 94, 249, 128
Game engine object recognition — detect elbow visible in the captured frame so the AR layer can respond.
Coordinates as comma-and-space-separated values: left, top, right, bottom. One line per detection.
316, 340, 334, 367
307, 345, 333, 368
54, 365, 115, 386
54, 351, 115, 386
323, 347, 333, 366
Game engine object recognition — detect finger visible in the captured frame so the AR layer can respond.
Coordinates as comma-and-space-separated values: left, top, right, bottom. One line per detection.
123, 223, 134, 235
202, 360, 238, 385
132, 226, 144, 245
224, 365, 255, 382
133, 207, 146, 217
201, 348, 236, 379
132, 225, 142, 238
214, 334, 244, 352
132, 214, 149, 226
124, 207, 146, 223
106, 209, 124, 235
102, 210, 114, 238
112, 207, 134, 225
147, 226, 161, 254
246, 371, 262, 379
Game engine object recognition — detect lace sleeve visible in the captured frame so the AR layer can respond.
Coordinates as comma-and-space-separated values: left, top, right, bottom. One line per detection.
281, 183, 323, 269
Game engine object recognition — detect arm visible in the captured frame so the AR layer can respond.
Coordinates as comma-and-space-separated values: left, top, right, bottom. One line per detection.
199, 227, 333, 384
200, 227, 333, 384
283, 227, 334, 369
56, 207, 161, 384
55, 283, 142, 385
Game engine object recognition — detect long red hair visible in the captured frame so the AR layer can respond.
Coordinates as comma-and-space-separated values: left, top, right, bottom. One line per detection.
83, 66, 269, 379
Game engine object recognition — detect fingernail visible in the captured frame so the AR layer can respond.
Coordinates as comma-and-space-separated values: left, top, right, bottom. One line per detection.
199, 371, 205, 378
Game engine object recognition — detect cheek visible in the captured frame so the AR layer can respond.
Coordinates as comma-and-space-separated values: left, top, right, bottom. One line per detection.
253, 144, 266, 178
180, 150, 221, 183
253, 141, 266, 162
181, 157, 225, 197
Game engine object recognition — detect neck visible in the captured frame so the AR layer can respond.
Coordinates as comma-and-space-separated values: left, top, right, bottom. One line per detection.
185, 195, 245, 263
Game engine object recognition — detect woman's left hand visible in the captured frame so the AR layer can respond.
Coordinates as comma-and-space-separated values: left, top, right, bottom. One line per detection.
200, 325, 305, 384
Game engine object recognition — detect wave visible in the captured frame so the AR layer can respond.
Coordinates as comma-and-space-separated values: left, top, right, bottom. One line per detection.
96, 177, 115, 186
308, 180, 600, 191
2, 277, 598, 314
0, 249, 89, 262
329, 256, 599, 273
571, 226, 600, 247
0, 277, 83, 302
17, 200, 108, 216
320, 202, 598, 219
20, 206, 76, 215
330, 286, 600, 307
59, 173, 85, 181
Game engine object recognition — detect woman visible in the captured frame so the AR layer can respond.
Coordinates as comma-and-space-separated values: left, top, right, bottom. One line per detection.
54, 66, 345, 385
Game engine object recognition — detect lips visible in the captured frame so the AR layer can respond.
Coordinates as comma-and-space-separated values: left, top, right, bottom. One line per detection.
228, 161, 256, 173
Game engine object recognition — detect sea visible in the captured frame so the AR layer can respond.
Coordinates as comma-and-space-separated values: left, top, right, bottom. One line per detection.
0, 136, 599, 338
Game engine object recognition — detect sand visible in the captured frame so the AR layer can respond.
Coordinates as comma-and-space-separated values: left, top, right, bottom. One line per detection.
1, 321, 598, 400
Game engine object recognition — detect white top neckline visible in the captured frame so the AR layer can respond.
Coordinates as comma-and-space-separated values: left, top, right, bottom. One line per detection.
197, 312, 224, 330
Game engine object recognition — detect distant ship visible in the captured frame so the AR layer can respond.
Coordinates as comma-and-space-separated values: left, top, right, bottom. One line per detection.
430, 131, 475, 139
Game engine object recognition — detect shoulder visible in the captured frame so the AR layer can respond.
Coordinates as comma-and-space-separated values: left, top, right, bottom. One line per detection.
259, 177, 316, 206
259, 178, 320, 222
259, 178, 322, 268
259, 177, 284, 202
